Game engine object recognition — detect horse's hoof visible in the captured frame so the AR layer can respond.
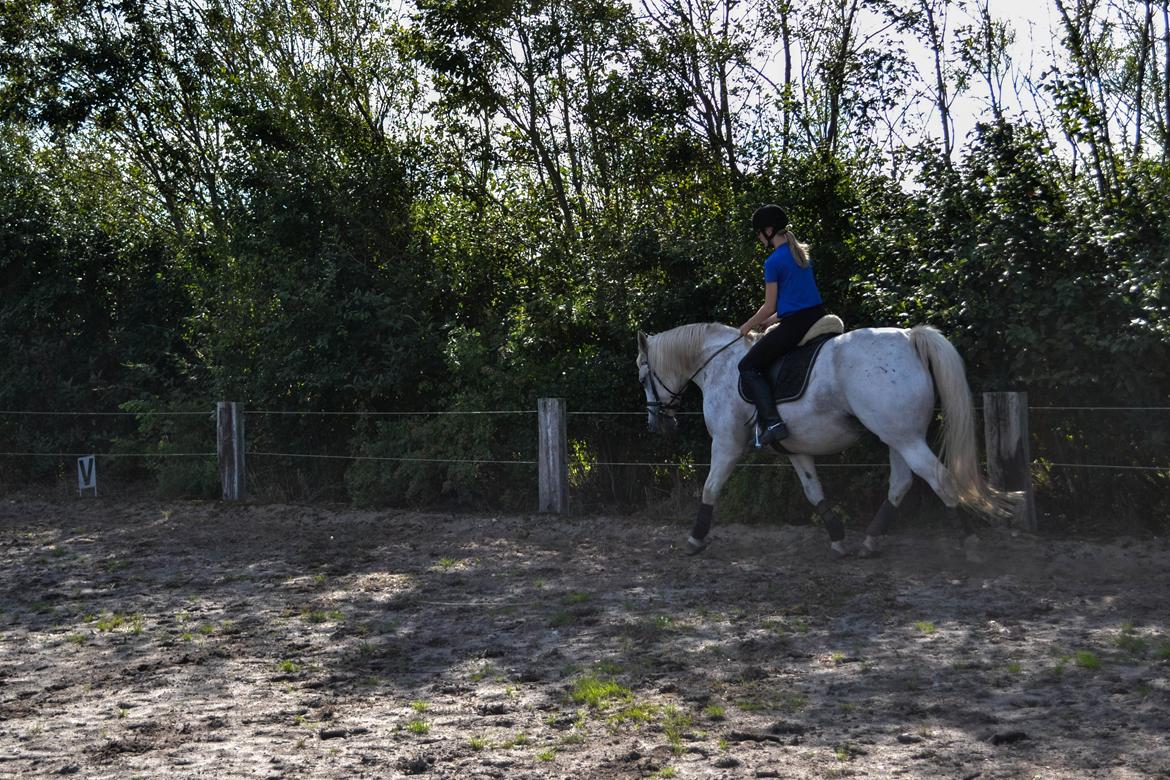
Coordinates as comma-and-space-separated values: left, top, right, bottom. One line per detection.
686, 535, 711, 555
830, 541, 851, 559
857, 536, 882, 558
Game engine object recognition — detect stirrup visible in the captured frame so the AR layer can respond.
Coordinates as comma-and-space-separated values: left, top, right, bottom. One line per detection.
756, 421, 789, 448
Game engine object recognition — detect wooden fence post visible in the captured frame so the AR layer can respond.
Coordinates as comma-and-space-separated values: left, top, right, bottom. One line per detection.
982, 391, 1036, 531
217, 401, 246, 502
538, 397, 568, 514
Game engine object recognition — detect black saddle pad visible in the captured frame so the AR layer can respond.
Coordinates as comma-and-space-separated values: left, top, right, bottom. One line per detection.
738, 333, 837, 405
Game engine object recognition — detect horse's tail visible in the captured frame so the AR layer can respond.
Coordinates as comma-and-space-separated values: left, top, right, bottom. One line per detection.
910, 326, 1018, 519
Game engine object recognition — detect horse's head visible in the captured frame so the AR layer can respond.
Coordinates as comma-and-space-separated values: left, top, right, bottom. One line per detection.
636, 330, 679, 435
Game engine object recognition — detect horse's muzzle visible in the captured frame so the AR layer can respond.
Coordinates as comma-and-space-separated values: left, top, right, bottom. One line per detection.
648, 412, 678, 435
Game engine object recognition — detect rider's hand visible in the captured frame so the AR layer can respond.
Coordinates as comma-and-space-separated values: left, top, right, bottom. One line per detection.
739, 322, 754, 337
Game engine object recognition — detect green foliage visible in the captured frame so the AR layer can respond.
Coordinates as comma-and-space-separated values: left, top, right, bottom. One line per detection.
570, 676, 633, 709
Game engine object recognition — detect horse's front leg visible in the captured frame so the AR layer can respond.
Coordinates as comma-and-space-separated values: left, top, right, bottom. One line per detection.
686, 434, 744, 555
788, 454, 850, 558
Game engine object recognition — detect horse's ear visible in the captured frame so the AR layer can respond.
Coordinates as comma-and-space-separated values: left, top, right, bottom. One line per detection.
637, 330, 649, 355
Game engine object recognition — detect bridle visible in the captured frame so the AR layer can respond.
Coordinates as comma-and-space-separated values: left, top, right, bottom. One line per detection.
641, 335, 741, 420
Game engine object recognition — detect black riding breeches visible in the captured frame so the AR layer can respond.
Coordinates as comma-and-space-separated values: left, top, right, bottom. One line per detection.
738, 304, 827, 376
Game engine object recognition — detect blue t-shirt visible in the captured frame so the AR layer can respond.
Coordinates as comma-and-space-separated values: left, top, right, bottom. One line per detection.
764, 243, 822, 317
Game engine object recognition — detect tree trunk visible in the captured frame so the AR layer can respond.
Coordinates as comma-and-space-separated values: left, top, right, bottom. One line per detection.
1164, 0, 1170, 158
823, 0, 859, 162
780, 0, 794, 156
1054, 0, 1113, 198
978, 0, 1003, 122
921, 0, 953, 161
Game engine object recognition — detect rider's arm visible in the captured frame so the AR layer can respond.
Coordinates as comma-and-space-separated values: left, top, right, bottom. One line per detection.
739, 282, 778, 336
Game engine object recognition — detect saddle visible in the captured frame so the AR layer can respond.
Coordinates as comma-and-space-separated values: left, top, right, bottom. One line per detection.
738, 314, 845, 406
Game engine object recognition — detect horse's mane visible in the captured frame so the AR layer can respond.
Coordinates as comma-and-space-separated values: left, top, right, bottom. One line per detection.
650, 322, 737, 376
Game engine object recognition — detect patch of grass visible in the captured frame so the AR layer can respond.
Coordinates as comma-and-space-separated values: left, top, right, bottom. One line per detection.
536, 748, 556, 762
735, 687, 808, 714
468, 736, 487, 751
549, 610, 576, 628
502, 731, 529, 748
276, 659, 300, 673
1007, 661, 1022, 674
570, 676, 633, 709
313, 573, 327, 586
66, 633, 87, 645
409, 700, 429, 713
662, 706, 693, 753
703, 704, 726, 720
560, 732, 585, 746
913, 620, 937, 635
1048, 654, 1071, 677
1156, 644, 1170, 660
1075, 650, 1101, 670
301, 609, 344, 624
835, 742, 867, 762
470, 663, 495, 681
406, 719, 430, 735
760, 618, 791, 643
1115, 625, 1148, 655
562, 592, 591, 605
95, 612, 139, 632
593, 660, 623, 676
654, 768, 677, 779
436, 557, 459, 570
607, 702, 658, 730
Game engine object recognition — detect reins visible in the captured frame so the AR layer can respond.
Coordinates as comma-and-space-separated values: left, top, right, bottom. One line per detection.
645, 334, 742, 415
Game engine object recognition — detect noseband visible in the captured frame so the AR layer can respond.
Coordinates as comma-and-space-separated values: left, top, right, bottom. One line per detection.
642, 335, 741, 418
644, 365, 684, 419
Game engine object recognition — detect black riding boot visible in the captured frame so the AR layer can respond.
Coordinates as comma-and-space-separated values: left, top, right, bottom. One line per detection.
741, 369, 788, 446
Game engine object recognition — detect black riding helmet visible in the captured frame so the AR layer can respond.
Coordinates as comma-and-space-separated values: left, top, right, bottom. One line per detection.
751, 204, 788, 238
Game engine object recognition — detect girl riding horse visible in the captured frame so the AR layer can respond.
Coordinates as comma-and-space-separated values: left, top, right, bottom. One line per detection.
739, 205, 825, 447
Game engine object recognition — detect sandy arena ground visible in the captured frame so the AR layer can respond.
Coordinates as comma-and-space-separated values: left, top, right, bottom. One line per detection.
1, 497, 1169, 778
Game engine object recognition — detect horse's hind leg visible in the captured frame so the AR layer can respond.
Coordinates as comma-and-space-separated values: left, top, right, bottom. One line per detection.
789, 454, 849, 558
861, 449, 914, 556
890, 439, 982, 562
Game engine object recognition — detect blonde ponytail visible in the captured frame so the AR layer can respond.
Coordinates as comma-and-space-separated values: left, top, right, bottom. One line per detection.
785, 230, 811, 268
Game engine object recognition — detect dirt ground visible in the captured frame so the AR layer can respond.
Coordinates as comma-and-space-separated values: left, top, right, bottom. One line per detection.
2, 496, 1169, 779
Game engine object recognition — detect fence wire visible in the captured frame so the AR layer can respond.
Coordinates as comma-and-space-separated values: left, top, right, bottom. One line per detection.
2, 405, 1167, 472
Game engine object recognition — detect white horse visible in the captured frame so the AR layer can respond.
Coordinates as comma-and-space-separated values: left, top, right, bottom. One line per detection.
635, 321, 1017, 557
